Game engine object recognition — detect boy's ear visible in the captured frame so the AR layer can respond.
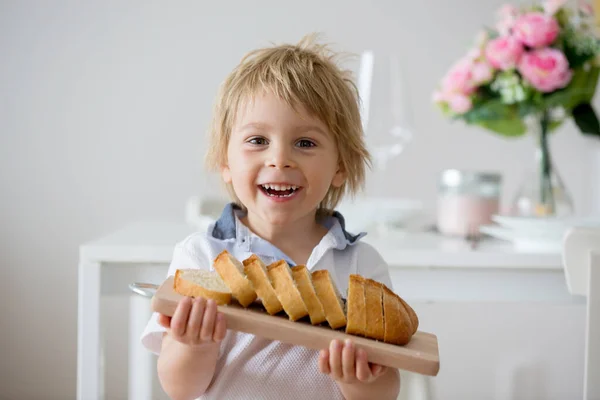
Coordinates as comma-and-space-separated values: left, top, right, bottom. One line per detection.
331, 167, 346, 188
221, 164, 232, 184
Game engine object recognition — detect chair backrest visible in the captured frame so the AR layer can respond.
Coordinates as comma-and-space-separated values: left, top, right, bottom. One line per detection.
563, 227, 600, 400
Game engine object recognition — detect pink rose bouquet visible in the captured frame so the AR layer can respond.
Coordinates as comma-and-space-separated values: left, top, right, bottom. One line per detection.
433, 0, 600, 138
433, 0, 600, 218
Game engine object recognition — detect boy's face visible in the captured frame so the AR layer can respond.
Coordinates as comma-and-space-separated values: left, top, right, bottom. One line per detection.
222, 92, 345, 227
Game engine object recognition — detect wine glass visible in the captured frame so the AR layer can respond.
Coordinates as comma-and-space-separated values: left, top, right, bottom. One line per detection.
358, 50, 415, 172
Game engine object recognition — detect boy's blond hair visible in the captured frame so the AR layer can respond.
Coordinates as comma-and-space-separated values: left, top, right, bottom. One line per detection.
205, 34, 371, 212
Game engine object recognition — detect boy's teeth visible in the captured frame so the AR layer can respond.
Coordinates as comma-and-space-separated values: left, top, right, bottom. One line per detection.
262, 184, 298, 191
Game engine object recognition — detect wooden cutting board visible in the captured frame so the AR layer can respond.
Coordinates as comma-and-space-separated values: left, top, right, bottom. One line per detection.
152, 276, 440, 376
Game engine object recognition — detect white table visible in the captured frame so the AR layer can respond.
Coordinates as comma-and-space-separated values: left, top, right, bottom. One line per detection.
77, 220, 566, 400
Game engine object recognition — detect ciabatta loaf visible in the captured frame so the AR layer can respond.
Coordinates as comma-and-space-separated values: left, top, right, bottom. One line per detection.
291, 265, 326, 325
173, 269, 232, 305
267, 260, 309, 321
213, 250, 257, 307
243, 254, 284, 315
312, 270, 347, 329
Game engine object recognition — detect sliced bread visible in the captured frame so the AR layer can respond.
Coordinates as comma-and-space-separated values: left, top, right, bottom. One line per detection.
311, 270, 347, 329
267, 260, 309, 321
345, 274, 366, 336
243, 254, 284, 315
173, 269, 232, 305
364, 278, 385, 341
382, 285, 413, 345
213, 250, 257, 307
290, 265, 326, 325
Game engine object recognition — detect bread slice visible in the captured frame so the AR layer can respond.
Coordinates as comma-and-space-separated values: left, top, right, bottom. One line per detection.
243, 255, 283, 315
345, 274, 367, 336
311, 270, 347, 329
382, 285, 413, 345
364, 278, 385, 341
267, 260, 309, 321
173, 269, 232, 305
291, 265, 326, 325
399, 297, 419, 334
213, 250, 257, 307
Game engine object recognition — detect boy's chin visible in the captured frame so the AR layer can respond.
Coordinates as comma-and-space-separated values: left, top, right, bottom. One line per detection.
258, 207, 315, 226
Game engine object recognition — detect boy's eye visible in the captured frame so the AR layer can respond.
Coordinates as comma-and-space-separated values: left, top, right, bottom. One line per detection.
296, 139, 316, 148
248, 137, 268, 145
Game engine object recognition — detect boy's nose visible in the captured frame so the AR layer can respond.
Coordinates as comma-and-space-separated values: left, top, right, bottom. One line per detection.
265, 145, 295, 169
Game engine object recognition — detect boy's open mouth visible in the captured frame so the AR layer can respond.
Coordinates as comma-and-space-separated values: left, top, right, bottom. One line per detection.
258, 184, 301, 198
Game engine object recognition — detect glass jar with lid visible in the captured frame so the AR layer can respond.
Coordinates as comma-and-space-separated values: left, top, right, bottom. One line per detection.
437, 169, 502, 236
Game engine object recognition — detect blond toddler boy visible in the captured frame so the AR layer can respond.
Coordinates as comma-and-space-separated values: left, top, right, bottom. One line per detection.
142, 34, 401, 400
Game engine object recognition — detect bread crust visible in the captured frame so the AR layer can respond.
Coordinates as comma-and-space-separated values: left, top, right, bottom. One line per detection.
399, 297, 419, 334
382, 285, 413, 345
173, 269, 232, 305
213, 250, 257, 307
345, 274, 366, 336
364, 278, 385, 341
243, 255, 284, 315
267, 260, 309, 321
291, 265, 326, 325
311, 270, 347, 329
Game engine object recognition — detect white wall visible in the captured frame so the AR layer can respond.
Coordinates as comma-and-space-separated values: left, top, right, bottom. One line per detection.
1, 0, 597, 398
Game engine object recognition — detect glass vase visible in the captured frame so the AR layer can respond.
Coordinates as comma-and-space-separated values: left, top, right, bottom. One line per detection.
511, 112, 574, 217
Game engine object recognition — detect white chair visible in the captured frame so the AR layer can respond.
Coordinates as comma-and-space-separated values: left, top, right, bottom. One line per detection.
563, 227, 600, 400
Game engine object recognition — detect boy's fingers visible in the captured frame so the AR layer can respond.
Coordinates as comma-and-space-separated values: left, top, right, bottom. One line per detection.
200, 299, 217, 341
371, 363, 385, 377
187, 297, 206, 341
342, 339, 356, 381
213, 312, 227, 342
318, 349, 330, 375
329, 340, 343, 380
157, 314, 171, 329
356, 348, 372, 382
171, 297, 192, 337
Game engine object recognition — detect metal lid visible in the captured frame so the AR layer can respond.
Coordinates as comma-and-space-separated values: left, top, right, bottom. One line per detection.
439, 169, 502, 188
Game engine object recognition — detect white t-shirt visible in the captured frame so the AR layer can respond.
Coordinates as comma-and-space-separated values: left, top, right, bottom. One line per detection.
141, 204, 394, 400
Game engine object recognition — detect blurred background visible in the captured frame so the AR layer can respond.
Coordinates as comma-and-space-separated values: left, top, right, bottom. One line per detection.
1, 0, 599, 399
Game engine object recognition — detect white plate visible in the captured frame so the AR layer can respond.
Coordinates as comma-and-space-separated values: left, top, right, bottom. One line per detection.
479, 225, 562, 253
491, 215, 600, 235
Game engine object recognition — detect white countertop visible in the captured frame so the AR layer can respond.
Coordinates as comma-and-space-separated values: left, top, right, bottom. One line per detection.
81, 219, 563, 269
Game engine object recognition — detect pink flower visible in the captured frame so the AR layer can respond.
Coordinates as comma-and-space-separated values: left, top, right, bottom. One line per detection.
496, 4, 519, 35
442, 59, 475, 94
485, 36, 524, 70
471, 61, 494, 85
432, 90, 446, 103
578, 0, 594, 15
518, 48, 573, 92
497, 4, 519, 20
513, 12, 560, 48
543, 0, 568, 15
447, 93, 473, 113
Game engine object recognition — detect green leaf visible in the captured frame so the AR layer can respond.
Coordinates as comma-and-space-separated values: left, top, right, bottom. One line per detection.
477, 118, 527, 136
543, 67, 600, 111
572, 103, 600, 137
460, 98, 527, 136
462, 98, 515, 122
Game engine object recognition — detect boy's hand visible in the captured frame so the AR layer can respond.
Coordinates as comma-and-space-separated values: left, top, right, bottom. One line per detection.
158, 297, 227, 348
318, 339, 387, 384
